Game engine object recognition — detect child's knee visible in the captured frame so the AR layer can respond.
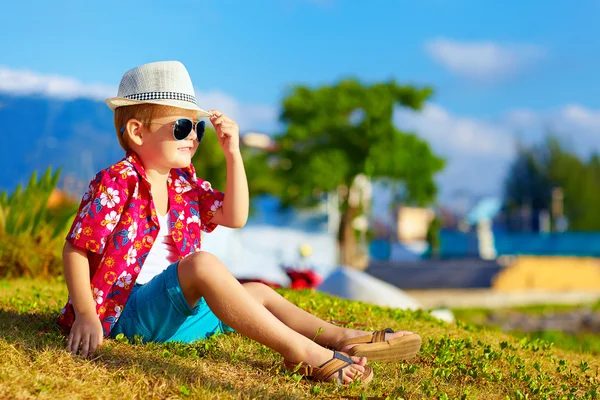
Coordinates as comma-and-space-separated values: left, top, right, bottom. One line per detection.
183, 251, 224, 278
242, 281, 271, 293
241, 282, 277, 302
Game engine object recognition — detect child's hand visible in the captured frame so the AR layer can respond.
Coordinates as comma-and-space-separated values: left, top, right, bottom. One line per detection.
209, 110, 240, 156
68, 312, 104, 358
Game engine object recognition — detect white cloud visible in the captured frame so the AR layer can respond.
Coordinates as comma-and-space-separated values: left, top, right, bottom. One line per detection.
0, 66, 116, 100
0, 66, 278, 132
395, 104, 518, 200
505, 104, 600, 152
504, 108, 540, 128
553, 104, 600, 133
196, 91, 279, 132
424, 38, 545, 80
395, 103, 600, 200
395, 104, 515, 157
397, 104, 600, 162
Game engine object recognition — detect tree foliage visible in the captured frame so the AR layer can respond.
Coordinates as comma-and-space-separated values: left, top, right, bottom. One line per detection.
504, 136, 600, 231
191, 127, 280, 200
272, 79, 444, 207
267, 79, 445, 265
192, 81, 445, 266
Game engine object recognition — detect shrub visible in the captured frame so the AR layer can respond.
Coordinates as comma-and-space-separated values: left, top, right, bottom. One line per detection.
0, 168, 76, 278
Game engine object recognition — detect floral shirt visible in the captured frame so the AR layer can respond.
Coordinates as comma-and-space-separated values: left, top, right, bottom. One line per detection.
56, 152, 224, 337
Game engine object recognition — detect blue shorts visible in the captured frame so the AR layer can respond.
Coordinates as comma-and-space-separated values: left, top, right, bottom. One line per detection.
110, 261, 234, 343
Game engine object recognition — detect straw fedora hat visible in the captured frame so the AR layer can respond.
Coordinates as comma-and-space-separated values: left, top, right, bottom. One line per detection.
105, 61, 211, 117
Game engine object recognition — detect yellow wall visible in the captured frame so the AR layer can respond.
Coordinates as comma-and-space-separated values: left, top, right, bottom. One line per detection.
493, 256, 600, 292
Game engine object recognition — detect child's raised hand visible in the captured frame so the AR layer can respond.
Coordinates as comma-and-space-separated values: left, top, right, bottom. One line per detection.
209, 110, 240, 156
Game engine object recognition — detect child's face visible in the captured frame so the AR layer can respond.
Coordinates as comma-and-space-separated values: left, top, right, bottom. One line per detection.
138, 107, 200, 170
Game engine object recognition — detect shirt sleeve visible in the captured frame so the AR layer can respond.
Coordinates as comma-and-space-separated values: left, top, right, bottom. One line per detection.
66, 170, 126, 254
196, 178, 224, 233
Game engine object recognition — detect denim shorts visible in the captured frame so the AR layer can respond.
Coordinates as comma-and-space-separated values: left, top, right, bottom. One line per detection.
110, 261, 234, 343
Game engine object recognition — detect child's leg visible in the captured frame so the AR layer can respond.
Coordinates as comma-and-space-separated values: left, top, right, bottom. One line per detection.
177, 252, 366, 384
241, 282, 413, 352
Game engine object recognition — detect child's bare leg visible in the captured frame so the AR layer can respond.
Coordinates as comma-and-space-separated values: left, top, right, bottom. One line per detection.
242, 282, 413, 352
177, 252, 366, 383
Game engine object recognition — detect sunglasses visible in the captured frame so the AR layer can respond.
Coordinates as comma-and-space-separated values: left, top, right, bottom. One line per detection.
120, 119, 205, 142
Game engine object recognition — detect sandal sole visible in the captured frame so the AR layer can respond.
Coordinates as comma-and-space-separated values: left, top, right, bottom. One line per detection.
345, 334, 422, 362
359, 365, 374, 385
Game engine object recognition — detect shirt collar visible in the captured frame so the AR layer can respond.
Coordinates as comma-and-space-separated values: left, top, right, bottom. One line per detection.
126, 151, 198, 196
126, 151, 151, 189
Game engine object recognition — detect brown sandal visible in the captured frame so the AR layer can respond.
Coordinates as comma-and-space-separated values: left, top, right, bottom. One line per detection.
336, 328, 421, 362
283, 350, 373, 385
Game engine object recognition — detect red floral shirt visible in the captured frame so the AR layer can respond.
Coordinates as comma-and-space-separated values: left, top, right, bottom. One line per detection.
56, 152, 224, 337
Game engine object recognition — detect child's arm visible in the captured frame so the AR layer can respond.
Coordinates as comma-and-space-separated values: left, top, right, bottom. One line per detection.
208, 111, 249, 228
213, 151, 249, 228
63, 241, 103, 358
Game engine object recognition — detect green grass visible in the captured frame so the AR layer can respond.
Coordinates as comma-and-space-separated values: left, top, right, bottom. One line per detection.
1, 278, 599, 399
453, 301, 600, 320
452, 302, 600, 355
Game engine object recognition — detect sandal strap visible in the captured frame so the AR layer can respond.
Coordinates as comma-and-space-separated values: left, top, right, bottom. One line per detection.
372, 328, 395, 343
283, 360, 314, 377
283, 351, 353, 383
337, 327, 395, 348
312, 351, 352, 383
326, 350, 353, 366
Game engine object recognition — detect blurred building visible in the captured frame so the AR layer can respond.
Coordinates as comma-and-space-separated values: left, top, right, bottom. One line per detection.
396, 206, 435, 242
241, 132, 278, 151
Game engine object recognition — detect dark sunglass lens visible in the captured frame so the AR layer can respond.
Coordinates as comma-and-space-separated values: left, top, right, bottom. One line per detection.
173, 119, 193, 140
196, 120, 205, 142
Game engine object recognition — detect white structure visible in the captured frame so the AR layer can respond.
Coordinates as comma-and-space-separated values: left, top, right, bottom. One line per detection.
467, 197, 501, 260
201, 225, 337, 285
200, 195, 454, 322
477, 218, 497, 260
241, 132, 276, 151
317, 268, 421, 310
317, 268, 455, 322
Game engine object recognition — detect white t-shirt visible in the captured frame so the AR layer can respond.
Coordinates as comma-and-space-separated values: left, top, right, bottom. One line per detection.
135, 211, 179, 284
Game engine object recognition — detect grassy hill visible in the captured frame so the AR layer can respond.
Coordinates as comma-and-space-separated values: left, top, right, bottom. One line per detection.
1, 278, 599, 400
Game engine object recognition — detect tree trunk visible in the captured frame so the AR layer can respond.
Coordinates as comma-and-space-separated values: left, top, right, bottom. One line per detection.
337, 204, 360, 268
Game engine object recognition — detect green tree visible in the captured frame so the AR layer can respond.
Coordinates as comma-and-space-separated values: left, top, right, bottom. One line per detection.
504, 136, 600, 231
426, 215, 441, 259
192, 127, 280, 197
504, 143, 553, 214
268, 79, 444, 266
589, 152, 600, 181
191, 127, 228, 191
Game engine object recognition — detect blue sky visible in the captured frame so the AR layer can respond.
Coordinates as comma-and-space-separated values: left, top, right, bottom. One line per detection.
1, 0, 599, 203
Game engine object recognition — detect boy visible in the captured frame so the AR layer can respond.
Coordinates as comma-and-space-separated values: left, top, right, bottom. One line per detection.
56, 61, 421, 385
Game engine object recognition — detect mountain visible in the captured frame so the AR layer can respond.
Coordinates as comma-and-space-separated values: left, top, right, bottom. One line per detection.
0, 94, 124, 192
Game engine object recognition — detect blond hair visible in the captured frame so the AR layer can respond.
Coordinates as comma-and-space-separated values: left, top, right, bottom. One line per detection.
113, 104, 192, 151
